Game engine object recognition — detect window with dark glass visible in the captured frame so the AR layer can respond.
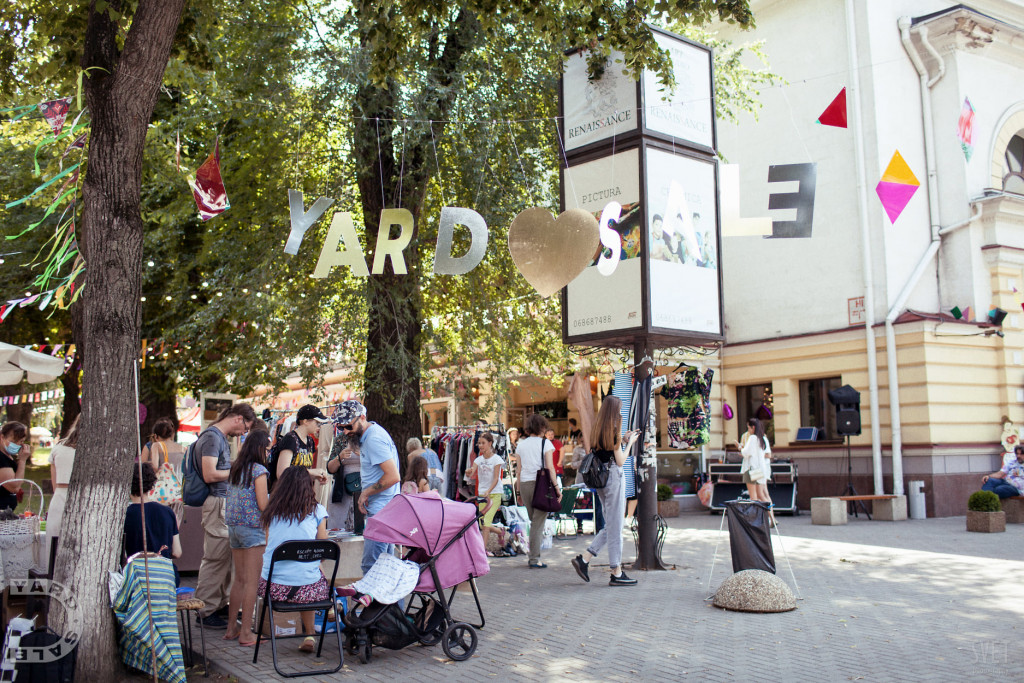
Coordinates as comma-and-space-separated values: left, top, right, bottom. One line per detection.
798, 377, 842, 440
736, 383, 774, 446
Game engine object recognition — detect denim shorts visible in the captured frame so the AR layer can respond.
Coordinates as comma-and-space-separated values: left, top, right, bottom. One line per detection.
228, 524, 266, 550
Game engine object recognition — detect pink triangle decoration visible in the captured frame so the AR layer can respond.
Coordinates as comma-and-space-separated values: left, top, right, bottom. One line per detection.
875, 182, 919, 224
817, 87, 847, 128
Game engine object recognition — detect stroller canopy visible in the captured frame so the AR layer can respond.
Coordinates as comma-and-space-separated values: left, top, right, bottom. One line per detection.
364, 492, 489, 592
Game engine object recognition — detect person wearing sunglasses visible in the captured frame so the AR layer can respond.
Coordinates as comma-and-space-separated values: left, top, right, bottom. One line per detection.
333, 400, 401, 574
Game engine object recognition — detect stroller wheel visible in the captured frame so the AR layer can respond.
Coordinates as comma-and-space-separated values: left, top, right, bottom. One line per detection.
441, 622, 477, 661
358, 639, 372, 664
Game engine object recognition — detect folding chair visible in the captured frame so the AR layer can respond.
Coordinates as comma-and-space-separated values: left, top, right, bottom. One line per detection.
553, 487, 582, 539
253, 540, 344, 678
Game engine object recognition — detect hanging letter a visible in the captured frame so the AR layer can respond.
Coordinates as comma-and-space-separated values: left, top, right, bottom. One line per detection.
312, 212, 370, 278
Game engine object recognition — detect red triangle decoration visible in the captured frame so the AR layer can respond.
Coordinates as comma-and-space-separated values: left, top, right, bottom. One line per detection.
817, 87, 847, 128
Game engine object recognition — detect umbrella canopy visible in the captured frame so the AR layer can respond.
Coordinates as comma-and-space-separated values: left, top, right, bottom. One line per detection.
0, 342, 65, 386
177, 406, 201, 433
29, 427, 52, 438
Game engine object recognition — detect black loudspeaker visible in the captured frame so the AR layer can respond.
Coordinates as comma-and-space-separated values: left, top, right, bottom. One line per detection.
828, 384, 862, 436
836, 408, 861, 436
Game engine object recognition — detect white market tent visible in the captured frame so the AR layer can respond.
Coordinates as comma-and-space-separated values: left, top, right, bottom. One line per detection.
0, 342, 66, 386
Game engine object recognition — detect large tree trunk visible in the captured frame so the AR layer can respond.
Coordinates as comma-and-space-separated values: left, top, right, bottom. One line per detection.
59, 352, 82, 437
139, 364, 179, 447
352, 84, 424, 462
50, 1, 185, 679
352, 7, 481, 456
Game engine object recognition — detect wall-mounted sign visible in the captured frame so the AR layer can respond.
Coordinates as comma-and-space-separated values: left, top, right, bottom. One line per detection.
563, 148, 643, 339
645, 148, 721, 335
561, 26, 715, 158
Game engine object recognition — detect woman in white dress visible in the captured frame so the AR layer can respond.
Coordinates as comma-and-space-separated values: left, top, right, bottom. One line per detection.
47, 415, 79, 557
734, 417, 774, 525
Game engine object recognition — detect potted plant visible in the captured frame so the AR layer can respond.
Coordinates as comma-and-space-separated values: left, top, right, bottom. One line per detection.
966, 490, 1005, 533
657, 484, 679, 518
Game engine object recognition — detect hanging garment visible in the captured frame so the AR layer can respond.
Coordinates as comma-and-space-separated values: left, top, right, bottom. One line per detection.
113, 556, 186, 683
661, 368, 713, 448
568, 371, 596, 452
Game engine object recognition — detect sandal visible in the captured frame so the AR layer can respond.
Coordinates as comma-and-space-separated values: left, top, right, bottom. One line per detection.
238, 636, 269, 647
528, 562, 548, 569
299, 636, 316, 653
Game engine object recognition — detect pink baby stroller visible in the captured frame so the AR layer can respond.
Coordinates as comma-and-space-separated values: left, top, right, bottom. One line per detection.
343, 492, 490, 662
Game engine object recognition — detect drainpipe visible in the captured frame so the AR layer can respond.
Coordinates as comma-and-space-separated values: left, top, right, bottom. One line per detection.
888, 17, 947, 497
846, 0, 885, 495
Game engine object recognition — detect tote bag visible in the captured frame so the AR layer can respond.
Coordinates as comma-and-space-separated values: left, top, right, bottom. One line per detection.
530, 439, 561, 512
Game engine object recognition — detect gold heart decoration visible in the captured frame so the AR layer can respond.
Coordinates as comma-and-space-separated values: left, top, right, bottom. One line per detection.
507, 208, 600, 298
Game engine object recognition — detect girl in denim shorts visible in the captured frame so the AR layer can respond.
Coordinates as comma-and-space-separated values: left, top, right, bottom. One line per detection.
225, 429, 270, 645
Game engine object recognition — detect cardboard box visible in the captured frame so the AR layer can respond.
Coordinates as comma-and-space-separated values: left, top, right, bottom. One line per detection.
255, 596, 305, 637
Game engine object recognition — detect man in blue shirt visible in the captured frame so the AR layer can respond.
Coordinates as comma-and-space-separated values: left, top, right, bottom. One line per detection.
333, 400, 401, 573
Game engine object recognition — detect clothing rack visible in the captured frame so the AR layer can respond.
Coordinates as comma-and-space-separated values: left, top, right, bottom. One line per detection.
432, 423, 505, 434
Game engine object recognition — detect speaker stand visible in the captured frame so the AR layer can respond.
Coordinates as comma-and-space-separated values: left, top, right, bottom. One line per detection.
842, 435, 871, 519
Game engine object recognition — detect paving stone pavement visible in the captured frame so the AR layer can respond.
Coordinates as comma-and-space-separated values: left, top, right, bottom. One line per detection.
187, 512, 1024, 681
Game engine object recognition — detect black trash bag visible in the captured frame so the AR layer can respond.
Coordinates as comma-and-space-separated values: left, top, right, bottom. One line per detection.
14, 627, 76, 683
724, 500, 775, 574
370, 604, 419, 650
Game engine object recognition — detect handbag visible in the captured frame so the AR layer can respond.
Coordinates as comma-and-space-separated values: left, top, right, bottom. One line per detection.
697, 481, 713, 507
579, 450, 610, 489
152, 442, 182, 506
747, 467, 766, 484
531, 438, 561, 513
344, 472, 362, 495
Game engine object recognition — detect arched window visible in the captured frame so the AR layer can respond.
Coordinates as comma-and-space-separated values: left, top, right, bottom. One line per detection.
1004, 132, 1024, 195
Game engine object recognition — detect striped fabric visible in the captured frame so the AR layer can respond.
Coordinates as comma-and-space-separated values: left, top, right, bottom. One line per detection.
613, 371, 636, 498
113, 556, 186, 683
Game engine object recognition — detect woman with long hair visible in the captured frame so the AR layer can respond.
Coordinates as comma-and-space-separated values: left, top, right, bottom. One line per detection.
570, 396, 640, 586
224, 429, 271, 646
735, 417, 774, 523
47, 416, 79, 557
259, 465, 329, 653
401, 455, 429, 494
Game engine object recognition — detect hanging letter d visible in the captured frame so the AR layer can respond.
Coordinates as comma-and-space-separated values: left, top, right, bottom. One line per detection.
433, 207, 489, 275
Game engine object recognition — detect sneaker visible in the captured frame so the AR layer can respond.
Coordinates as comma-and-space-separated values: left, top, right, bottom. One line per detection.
197, 614, 228, 629
571, 554, 590, 583
609, 572, 638, 586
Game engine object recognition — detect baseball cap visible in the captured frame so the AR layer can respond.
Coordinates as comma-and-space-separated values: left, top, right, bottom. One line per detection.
296, 404, 329, 424
333, 399, 367, 426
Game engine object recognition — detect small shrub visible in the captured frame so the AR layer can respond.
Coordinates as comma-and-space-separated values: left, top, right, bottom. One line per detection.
657, 484, 674, 502
968, 490, 1001, 512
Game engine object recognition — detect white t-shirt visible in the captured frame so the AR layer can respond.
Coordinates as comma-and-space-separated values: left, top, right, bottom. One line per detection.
515, 436, 554, 483
474, 455, 504, 495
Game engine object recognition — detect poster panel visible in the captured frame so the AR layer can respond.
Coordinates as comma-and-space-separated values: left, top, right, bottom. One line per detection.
642, 32, 714, 150
564, 149, 643, 339
645, 148, 721, 335
562, 50, 639, 153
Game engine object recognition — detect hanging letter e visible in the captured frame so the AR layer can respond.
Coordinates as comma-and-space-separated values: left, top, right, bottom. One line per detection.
312, 212, 370, 278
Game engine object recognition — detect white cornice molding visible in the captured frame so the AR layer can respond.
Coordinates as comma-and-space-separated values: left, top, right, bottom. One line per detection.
910, 5, 1024, 67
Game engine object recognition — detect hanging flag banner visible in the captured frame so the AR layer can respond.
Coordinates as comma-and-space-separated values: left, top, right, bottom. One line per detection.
38, 97, 73, 137
189, 138, 230, 221
957, 97, 975, 162
817, 87, 847, 128
876, 150, 920, 224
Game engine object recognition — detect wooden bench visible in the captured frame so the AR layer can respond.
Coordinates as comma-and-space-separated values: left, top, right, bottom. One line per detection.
811, 495, 907, 524
1002, 496, 1024, 524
